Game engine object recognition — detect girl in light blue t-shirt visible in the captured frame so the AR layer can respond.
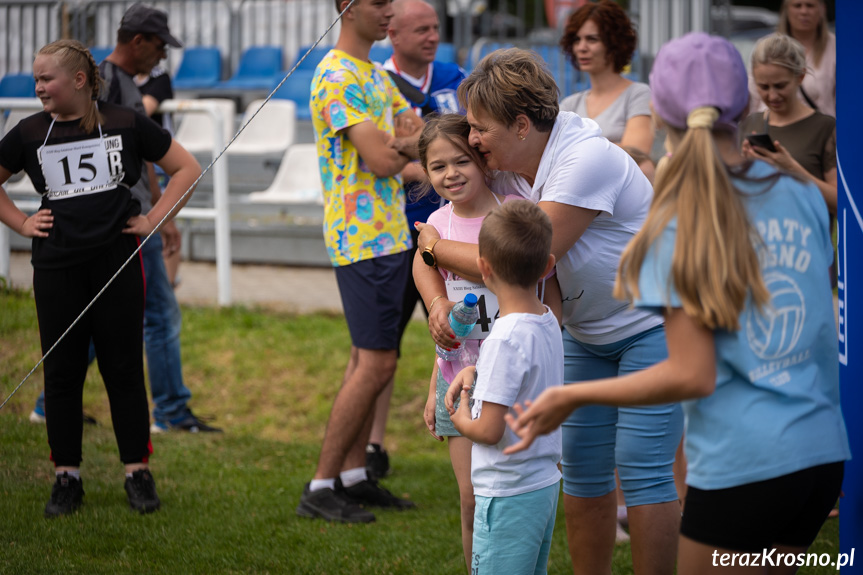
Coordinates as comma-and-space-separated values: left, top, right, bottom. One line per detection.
504, 32, 849, 573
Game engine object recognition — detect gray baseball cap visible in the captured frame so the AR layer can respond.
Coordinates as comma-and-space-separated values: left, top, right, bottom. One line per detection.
119, 3, 183, 48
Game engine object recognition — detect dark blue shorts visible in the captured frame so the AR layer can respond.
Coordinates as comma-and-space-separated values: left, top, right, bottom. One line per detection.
334, 250, 411, 350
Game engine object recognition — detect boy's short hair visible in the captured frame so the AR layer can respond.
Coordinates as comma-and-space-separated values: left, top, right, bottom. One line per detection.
479, 200, 553, 288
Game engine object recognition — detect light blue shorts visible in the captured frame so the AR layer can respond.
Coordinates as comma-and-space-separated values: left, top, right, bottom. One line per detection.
472, 483, 559, 575
560, 325, 683, 506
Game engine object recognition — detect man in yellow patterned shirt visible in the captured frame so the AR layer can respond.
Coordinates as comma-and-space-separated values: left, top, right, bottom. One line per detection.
297, 0, 423, 523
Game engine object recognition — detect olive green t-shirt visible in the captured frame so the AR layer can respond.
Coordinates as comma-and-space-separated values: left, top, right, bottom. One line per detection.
740, 111, 836, 180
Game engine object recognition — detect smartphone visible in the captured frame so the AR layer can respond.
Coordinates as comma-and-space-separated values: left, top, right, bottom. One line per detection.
746, 133, 777, 153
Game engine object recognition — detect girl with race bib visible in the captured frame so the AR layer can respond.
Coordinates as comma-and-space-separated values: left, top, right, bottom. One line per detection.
413, 113, 560, 570
0, 40, 201, 517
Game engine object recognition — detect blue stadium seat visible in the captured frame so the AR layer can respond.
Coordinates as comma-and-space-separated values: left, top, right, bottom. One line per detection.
369, 43, 393, 64
217, 45, 283, 90
436, 42, 457, 64
88, 46, 113, 64
292, 44, 332, 72
173, 46, 223, 90
466, 40, 514, 71
0, 73, 36, 98
272, 69, 315, 122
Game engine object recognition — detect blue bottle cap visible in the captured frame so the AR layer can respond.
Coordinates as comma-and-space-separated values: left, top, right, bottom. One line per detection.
464, 293, 478, 307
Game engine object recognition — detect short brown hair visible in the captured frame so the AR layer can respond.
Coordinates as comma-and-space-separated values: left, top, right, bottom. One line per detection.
559, 0, 637, 74
479, 200, 552, 288
458, 48, 559, 132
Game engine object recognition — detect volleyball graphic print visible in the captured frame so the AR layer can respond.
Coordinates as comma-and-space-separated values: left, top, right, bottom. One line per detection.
746, 271, 806, 360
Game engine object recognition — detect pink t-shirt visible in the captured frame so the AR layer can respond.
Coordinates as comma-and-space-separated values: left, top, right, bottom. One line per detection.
427, 194, 524, 383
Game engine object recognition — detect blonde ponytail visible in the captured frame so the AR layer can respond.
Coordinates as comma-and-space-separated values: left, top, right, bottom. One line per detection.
614, 109, 770, 330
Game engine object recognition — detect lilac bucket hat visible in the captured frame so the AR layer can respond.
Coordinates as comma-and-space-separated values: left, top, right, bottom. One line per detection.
649, 32, 748, 131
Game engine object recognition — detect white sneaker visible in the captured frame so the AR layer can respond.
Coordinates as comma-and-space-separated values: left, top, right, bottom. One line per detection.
150, 421, 169, 434
29, 409, 46, 424
615, 521, 630, 544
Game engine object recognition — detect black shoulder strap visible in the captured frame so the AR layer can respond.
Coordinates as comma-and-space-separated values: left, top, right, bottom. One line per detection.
799, 85, 819, 112
386, 70, 428, 106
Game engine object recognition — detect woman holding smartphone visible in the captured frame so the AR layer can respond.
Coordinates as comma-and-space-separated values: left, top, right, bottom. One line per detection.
741, 33, 836, 215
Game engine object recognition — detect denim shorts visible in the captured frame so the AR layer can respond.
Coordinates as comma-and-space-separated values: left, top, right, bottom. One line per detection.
472, 483, 559, 575
560, 325, 684, 506
434, 367, 471, 438
334, 251, 411, 350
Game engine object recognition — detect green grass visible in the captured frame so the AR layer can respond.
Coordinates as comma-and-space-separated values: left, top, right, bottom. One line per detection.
0, 285, 839, 574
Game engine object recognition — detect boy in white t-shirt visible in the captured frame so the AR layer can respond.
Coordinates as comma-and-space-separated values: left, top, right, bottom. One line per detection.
445, 200, 563, 575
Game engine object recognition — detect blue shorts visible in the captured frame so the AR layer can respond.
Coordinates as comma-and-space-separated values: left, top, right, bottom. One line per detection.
334, 251, 411, 350
560, 325, 683, 506
472, 483, 559, 575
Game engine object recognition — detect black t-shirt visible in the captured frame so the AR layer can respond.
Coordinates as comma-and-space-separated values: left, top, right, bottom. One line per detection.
0, 102, 172, 268
138, 67, 174, 132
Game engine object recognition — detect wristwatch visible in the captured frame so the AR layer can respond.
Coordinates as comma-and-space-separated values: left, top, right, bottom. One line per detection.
421, 239, 440, 268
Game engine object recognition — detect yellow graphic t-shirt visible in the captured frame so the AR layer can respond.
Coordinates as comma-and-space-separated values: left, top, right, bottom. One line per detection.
311, 49, 412, 267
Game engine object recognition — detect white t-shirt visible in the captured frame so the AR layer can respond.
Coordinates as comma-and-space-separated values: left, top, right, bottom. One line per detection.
470, 308, 563, 498
492, 111, 662, 344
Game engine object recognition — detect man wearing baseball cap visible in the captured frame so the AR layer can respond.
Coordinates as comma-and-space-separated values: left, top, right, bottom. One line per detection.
101, 4, 223, 439
120, 3, 183, 48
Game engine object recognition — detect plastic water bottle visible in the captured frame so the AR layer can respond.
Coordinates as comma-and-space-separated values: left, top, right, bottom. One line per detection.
436, 293, 479, 361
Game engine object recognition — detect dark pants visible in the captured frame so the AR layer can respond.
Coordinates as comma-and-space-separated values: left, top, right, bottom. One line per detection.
33, 235, 151, 467
396, 227, 428, 356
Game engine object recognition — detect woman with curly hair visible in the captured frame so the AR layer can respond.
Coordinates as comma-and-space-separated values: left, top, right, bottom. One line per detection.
559, 0, 654, 155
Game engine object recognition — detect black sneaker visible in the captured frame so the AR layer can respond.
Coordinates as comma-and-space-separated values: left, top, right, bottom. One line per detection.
296, 483, 375, 523
44, 472, 84, 518
152, 409, 222, 433
338, 478, 416, 510
124, 469, 161, 514
365, 443, 390, 481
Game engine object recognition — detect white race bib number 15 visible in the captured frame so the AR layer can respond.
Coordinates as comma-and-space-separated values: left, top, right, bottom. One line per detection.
39, 136, 119, 200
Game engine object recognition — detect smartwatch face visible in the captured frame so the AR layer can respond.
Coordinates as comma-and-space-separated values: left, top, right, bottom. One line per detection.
422, 249, 435, 266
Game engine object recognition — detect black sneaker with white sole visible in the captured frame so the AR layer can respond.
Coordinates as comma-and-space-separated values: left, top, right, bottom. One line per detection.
338, 478, 416, 510
365, 443, 390, 481
44, 472, 84, 518
125, 469, 161, 514
296, 483, 375, 523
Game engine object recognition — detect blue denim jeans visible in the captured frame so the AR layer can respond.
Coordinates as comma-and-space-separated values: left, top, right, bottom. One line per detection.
34, 235, 192, 422
141, 233, 191, 422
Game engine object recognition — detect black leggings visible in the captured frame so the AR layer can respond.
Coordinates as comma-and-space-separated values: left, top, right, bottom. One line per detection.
33, 235, 151, 467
